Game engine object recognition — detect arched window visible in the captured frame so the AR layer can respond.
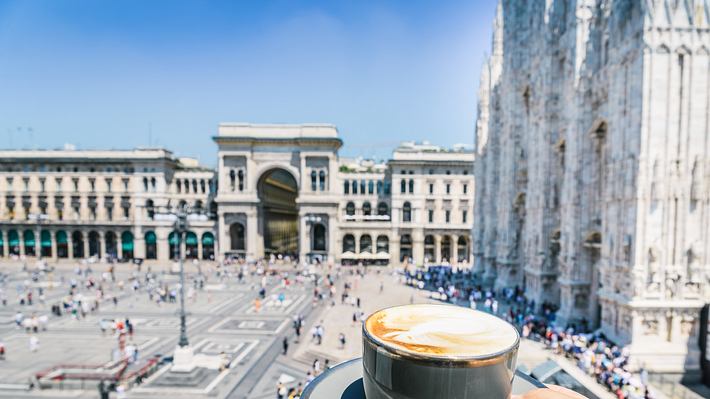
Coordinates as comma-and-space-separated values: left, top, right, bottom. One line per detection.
40, 230, 52, 257
312, 224, 326, 251
319, 170, 326, 191
202, 232, 215, 260
311, 170, 317, 191
362, 201, 372, 216
360, 235, 372, 253
88, 231, 100, 258
400, 179, 406, 193
192, 180, 198, 193
121, 231, 134, 259
343, 234, 356, 253
376, 235, 389, 253
408, 179, 414, 193
168, 231, 181, 259
150, 177, 157, 192
185, 231, 198, 259
424, 235, 435, 262
176, 180, 182, 193
345, 202, 355, 216
230, 223, 245, 251
56, 230, 68, 258
344, 180, 350, 194
145, 231, 157, 259
360, 180, 366, 194
143, 177, 149, 192
72, 231, 84, 258
377, 202, 389, 216
200, 180, 206, 193
402, 201, 412, 222
368, 180, 374, 194
146, 199, 155, 220
23, 230, 35, 256
8, 230, 20, 256
183, 179, 189, 193
105, 231, 117, 259
377, 180, 383, 194
352, 180, 357, 194
229, 170, 236, 191
441, 236, 451, 262
457, 236, 469, 262
237, 170, 244, 191
400, 234, 413, 262
178, 200, 187, 211
194, 200, 203, 211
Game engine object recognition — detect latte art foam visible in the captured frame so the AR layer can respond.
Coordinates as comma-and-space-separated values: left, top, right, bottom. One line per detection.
365, 304, 518, 358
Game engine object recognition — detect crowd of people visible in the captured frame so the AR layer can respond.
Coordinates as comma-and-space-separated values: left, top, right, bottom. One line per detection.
401, 265, 656, 399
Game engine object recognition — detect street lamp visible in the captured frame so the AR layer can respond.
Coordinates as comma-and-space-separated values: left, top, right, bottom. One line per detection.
153, 203, 209, 372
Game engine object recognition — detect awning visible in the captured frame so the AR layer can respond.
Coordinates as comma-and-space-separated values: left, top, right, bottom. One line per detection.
168, 232, 180, 245
56, 231, 68, 244
121, 232, 134, 251
359, 251, 373, 259
145, 231, 157, 244
8, 230, 19, 246
23, 230, 35, 246
376, 252, 391, 259
341, 251, 357, 259
185, 232, 198, 245
41, 231, 51, 247
202, 233, 214, 245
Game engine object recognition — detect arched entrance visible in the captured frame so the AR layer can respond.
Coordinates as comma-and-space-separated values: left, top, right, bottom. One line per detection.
145, 231, 157, 259
72, 231, 84, 258
258, 169, 298, 257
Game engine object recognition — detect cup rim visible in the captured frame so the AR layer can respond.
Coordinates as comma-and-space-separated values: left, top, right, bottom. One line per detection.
362, 303, 520, 364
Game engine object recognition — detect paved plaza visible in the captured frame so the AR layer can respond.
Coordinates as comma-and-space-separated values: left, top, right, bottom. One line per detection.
0, 260, 622, 399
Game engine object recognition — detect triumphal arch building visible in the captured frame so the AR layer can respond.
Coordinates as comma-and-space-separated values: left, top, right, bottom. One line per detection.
214, 124, 341, 262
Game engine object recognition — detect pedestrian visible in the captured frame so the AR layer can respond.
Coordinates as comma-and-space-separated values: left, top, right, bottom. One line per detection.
282, 336, 289, 355
125, 318, 134, 338
313, 358, 321, 375
356, 297, 361, 308
29, 335, 39, 352
339, 333, 346, 349
324, 359, 330, 370
277, 381, 287, 399
254, 298, 261, 313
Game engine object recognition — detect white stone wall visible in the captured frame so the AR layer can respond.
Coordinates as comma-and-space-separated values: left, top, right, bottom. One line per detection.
473, 0, 710, 372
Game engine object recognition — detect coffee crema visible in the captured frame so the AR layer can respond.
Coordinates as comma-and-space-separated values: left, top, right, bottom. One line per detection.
365, 304, 518, 358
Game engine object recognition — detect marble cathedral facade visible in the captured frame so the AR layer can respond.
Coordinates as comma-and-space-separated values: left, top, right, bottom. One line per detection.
473, 0, 710, 372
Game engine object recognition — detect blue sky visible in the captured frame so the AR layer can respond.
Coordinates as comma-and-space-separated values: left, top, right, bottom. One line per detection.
0, 0, 495, 165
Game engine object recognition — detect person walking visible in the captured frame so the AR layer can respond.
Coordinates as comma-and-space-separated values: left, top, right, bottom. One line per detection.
338, 333, 346, 349
29, 335, 39, 352
282, 336, 289, 355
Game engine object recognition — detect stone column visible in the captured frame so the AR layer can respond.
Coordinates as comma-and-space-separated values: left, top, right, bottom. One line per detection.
67, 234, 74, 259
390, 233, 400, 266
35, 226, 41, 258
19, 233, 25, 256
299, 213, 309, 262
117, 234, 123, 260
83, 232, 89, 259
197, 235, 203, 260
248, 209, 259, 259
1, 230, 6, 257
50, 230, 57, 260
435, 235, 442, 263
413, 233, 424, 266
134, 228, 145, 259
452, 234, 459, 265
327, 214, 336, 264
156, 230, 168, 261
99, 231, 106, 260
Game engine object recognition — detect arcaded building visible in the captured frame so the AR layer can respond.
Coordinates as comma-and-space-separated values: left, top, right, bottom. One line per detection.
473, 1, 710, 371
0, 124, 474, 267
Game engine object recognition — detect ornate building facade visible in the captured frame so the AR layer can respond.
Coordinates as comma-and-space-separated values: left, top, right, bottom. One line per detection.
473, 0, 710, 372
0, 124, 474, 267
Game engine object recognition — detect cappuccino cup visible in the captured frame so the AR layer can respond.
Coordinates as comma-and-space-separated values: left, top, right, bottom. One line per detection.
362, 304, 519, 399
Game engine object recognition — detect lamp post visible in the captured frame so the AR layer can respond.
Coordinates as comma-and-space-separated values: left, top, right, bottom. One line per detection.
154, 203, 209, 372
